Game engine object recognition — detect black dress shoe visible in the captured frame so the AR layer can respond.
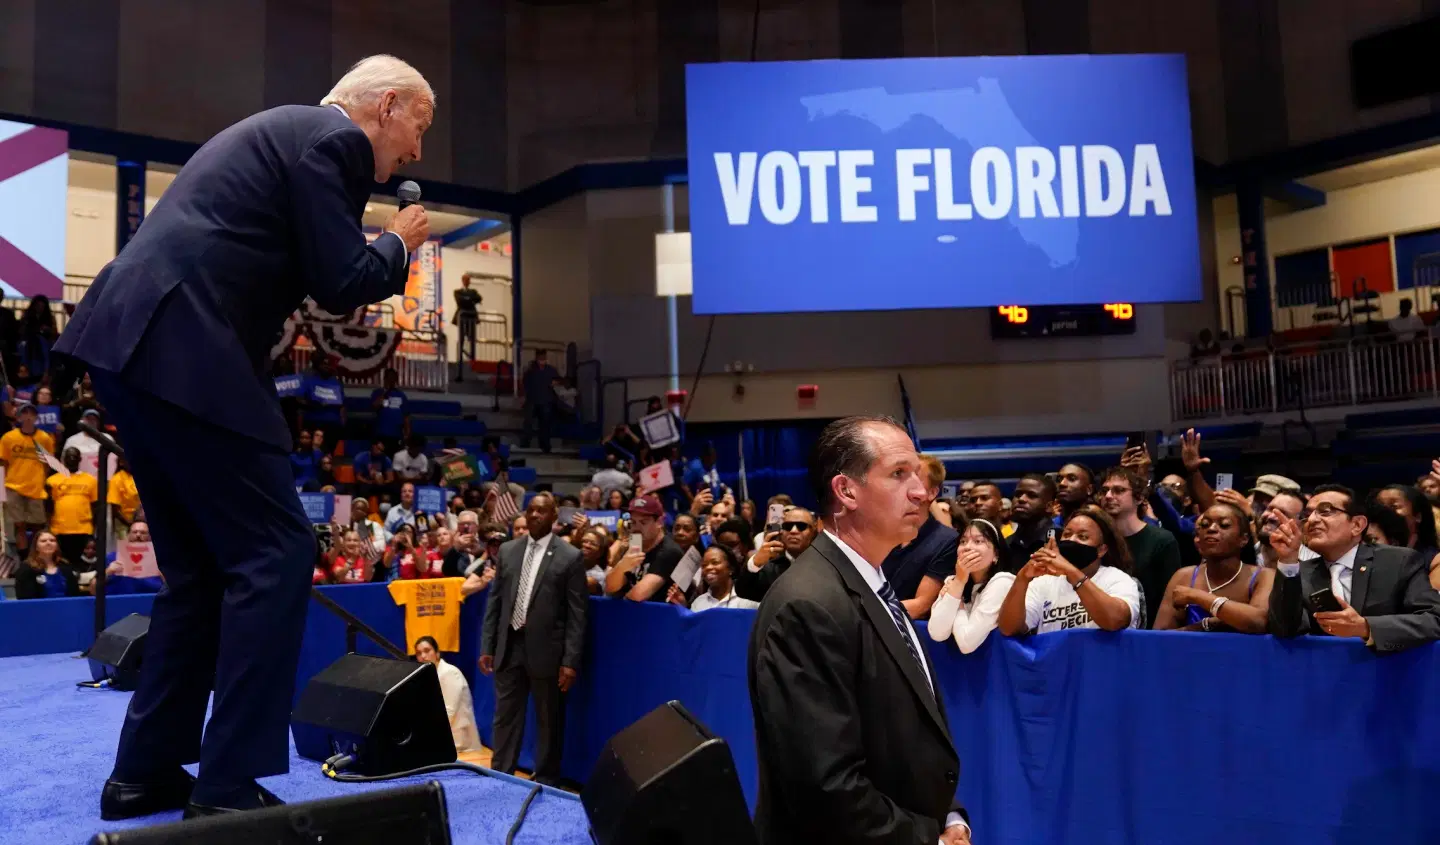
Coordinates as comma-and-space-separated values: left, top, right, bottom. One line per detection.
100, 768, 196, 821
183, 783, 285, 819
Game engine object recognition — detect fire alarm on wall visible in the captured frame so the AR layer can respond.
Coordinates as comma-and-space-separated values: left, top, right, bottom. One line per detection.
665, 389, 687, 410
797, 384, 818, 410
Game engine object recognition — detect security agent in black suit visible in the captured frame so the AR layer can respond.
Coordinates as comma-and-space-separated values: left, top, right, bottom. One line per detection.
749, 416, 971, 845
1268, 484, 1440, 652
58, 56, 435, 820
479, 493, 588, 784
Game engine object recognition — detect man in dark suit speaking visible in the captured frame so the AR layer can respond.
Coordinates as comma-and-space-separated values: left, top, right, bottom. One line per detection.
56, 55, 434, 819
480, 493, 588, 785
749, 416, 972, 844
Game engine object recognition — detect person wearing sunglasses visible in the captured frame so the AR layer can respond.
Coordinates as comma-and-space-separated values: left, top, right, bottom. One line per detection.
739, 507, 818, 602
1268, 484, 1440, 652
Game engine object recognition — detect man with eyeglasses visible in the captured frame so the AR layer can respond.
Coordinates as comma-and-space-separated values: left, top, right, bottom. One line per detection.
1097, 466, 1181, 629
740, 507, 818, 601
1268, 483, 1440, 652
1255, 491, 1317, 568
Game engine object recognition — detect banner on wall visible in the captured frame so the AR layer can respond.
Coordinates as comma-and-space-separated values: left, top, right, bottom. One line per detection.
0, 120, 67, 299
365, 234, 442, 333
685, 54, 1201, 314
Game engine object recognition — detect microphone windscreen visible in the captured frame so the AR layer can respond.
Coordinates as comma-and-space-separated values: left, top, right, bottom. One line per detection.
397, 181, 422, 208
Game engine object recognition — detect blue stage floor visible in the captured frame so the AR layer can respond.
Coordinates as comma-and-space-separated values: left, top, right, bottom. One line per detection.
0, 653, 591, 844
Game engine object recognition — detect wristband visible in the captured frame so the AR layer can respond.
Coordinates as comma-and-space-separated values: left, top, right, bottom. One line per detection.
1070, 574, 1089, 592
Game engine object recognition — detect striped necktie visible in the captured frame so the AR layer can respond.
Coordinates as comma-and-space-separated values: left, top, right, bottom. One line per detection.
876, 579, 927, 683
510, 541, 542, 630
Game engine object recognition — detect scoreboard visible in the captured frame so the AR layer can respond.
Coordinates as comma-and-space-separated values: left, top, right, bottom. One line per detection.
989, 303, 1137, 339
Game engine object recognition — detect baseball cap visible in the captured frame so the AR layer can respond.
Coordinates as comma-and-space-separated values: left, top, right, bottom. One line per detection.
81, 409, 100, 419
15, 401, 36, 414
627, 495, 664, 517
1251, 474, 1301, 499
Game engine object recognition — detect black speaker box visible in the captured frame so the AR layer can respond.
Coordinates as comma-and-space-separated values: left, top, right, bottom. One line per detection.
582, 700, 756, 845
291, 654, 457, 775
90, 781, 451, 844
88, 613, 150, 690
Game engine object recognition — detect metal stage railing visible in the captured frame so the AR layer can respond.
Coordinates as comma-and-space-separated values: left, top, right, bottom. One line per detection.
78, 421, 406, 659
1170, 329, 1440, 421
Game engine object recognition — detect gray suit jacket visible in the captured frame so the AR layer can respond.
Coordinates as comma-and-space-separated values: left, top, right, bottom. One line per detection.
1268, 542, 1440, 653
480, 533, 587, 676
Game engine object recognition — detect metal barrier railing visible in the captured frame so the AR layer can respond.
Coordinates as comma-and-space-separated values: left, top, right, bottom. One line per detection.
286, 323, 449, 392
471, 311, 511, 364
1171, 329, 1440, 421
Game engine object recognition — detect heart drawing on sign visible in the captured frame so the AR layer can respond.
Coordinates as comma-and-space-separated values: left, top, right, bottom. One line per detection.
130, 552, 143, 564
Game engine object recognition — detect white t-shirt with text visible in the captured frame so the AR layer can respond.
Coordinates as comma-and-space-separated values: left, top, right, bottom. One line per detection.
1023, 566, 1140, 634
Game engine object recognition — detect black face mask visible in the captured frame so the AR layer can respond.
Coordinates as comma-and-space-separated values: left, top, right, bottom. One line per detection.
1057, 539, 1100, 568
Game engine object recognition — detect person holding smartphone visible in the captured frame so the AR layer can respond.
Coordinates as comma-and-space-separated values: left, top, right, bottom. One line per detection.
604, 495, 684, 602
1268, 484, 1440, 652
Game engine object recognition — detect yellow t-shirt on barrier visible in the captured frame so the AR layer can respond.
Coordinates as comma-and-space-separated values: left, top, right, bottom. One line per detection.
0, 428, 55, 500
388, 577, 467, 654
48, 472, 98, 535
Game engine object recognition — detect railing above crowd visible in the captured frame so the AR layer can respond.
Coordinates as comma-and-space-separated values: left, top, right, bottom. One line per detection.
1171, 327, 1440, 420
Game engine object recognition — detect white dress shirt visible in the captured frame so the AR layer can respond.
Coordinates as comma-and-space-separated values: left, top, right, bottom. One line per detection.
1277, 542, 1358, 603
746, 551, 794, 574
690, 586, 759, 612
434, 659, 481, 752
512, 532, 554, 627
822, 531, 969, 841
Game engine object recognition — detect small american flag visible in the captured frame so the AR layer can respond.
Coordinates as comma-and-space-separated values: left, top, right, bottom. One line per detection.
0, 549, 19, 579
491, 477, 521, 523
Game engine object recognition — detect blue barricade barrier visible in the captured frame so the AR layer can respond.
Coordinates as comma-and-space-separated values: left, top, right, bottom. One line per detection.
5, 586, 1438, 844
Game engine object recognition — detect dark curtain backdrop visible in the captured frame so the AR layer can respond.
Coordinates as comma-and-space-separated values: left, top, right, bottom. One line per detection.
683, 419, 833, 511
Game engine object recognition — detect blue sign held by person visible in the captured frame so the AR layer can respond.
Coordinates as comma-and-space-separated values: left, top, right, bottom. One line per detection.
415, 486, 452, 515
298, 493, 334, 524
274, 375, 302, 398
685, 54, 1201, 314
35, 405, 60, 434
585, 511, 622, 531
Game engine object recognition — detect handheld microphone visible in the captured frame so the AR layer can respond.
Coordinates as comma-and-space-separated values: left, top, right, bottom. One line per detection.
397, 181, 422, 210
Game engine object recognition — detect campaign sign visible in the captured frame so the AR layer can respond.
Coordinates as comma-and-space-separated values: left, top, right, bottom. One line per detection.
686, 54, 1200, 313
415, 486, 451, 515
585, 510, 622, 531
35, 404, 59, 433
274, 375, 302, 398
298, 492, 334, 524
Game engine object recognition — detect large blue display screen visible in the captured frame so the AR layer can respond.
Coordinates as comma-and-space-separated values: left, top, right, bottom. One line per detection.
685, 54, 1201, 314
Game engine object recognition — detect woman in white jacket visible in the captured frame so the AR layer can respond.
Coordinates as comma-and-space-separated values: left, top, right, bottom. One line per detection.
927, 518, 1016, 654
415, 636, 481, 753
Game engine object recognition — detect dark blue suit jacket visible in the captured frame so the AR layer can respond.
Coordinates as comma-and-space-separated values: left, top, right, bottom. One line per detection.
56, 105, 408, 451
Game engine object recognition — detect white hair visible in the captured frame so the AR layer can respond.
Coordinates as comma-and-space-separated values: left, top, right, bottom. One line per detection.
321, 55, 434, 111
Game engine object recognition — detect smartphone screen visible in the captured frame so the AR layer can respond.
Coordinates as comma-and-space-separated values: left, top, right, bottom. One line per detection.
766, 503, 786, 531
1126, 431, 1146, 450
1215, 473, 1234, 492
629, 533, 643, 554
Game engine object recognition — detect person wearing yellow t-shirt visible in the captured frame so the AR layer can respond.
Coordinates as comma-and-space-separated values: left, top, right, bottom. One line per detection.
49, 446, 99, 567
108, 456, 142, 539
0, 402, 56, 555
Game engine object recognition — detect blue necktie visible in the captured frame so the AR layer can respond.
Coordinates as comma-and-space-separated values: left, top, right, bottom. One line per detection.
877, 579, 927, 683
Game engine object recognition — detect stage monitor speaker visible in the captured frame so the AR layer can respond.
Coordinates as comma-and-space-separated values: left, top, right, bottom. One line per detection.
90, 780, 451, 845
291, 653, 457, 775
582, 700, 756, 845
88, 613, 150, 691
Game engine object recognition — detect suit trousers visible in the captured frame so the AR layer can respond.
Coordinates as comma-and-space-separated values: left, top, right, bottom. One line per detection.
91, 369, 316, 785
489, 628, 565, 779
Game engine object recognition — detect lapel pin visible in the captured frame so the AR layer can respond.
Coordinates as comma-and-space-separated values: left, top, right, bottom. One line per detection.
1360, 566, 1367, 573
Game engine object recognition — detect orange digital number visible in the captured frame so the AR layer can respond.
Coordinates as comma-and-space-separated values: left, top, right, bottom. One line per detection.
1103, 303, 1134, 320
998, 305, 1029, 324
